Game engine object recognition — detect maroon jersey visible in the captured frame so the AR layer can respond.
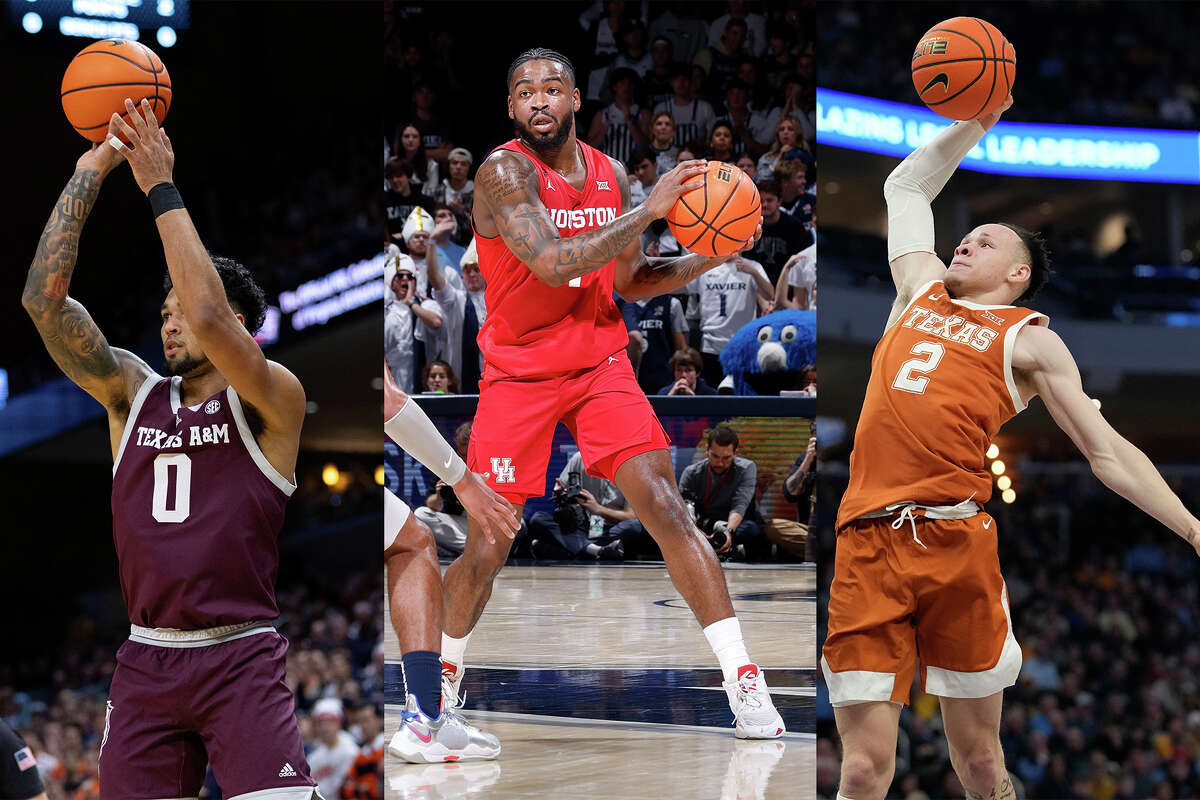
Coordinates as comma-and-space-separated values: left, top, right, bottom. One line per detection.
474, 138, 628, 377
111, 376, 295, 629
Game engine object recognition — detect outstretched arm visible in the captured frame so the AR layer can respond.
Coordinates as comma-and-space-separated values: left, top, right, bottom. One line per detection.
22, 145, 150, 411
1015, 325, 1200, 555
383, 361, 520, 543
473, 149, 708, 288
609, 157, 761, 300
110, 101, 304, 430
882, 96, 1011, 328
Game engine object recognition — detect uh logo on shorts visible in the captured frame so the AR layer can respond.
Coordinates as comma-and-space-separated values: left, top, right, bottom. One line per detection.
490, 457, 516, 484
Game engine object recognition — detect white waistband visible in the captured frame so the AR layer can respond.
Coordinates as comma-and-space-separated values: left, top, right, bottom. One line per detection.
128, 621, 275, 648
858, 498, 981, 521
859, 497, 981, 550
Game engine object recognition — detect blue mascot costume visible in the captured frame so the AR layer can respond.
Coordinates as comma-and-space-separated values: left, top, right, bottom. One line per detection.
718, 309, 816, 395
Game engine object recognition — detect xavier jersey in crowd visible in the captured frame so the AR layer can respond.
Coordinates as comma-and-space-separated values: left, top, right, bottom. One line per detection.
474, 139, 627, 376
837, 280, 1047, 528
111, 375, 295, 629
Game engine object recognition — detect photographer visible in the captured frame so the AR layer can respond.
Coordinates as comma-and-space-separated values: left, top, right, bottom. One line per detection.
527, 451, 634, 560
678, 424, 769, 561
413, 421, 473, 555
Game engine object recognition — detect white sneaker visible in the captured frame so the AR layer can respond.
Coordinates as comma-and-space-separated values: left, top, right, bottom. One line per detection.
441, 659, 465, 711
722, 664, 786, 739
388, 694, 501, 763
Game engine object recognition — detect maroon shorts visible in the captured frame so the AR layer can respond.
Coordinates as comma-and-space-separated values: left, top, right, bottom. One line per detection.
99, 630, 317, 800
468, 350, 671, 504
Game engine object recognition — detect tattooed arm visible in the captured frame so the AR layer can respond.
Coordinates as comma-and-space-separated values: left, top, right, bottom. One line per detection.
22, 147, 151, 415
609, 157, 762, 301
473, 149, 710, 288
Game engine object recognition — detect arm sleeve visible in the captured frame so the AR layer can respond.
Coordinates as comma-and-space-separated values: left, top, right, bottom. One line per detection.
883, 120, 986, 263
383, 396, 467, 485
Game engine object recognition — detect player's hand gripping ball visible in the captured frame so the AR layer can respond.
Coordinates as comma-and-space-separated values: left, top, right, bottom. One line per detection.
667, 161, 762, 258
912, 17, 1014, 121
62, 38, 172, 143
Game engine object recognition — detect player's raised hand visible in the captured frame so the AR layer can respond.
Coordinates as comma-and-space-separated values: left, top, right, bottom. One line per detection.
107, 98, 175, 195
76, 139, 125, 177
645, 159, 709, 219
979, 93, 1013, 132
453, 471, 521, 545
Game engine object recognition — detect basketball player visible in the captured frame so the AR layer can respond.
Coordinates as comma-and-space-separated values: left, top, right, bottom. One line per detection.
823, 94, 1200, 800
22, 101, 321, 797
439, 48, 785, 739
382, 361, 518, 762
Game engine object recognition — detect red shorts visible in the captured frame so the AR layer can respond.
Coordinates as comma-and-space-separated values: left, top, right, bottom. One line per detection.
468, 350, 670, 504
821, 513, 1022, 707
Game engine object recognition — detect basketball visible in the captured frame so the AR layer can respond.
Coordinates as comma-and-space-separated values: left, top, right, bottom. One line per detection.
667, 161, 762, 258
61, 39, 172, 143
911, 17, 1015, 121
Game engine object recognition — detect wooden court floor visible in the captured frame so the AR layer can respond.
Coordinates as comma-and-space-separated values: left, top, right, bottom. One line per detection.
384, 563, 814, 799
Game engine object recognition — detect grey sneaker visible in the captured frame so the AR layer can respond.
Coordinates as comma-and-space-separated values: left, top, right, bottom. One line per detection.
387, 694, 501, 763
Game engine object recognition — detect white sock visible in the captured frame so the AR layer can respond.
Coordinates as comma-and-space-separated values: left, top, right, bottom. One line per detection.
440, 631, 471, 672
702, 616, 751, 683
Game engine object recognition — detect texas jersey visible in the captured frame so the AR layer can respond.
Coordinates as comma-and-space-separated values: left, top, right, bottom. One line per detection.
837, 280, 1048, 528
473, 138, 627, 377
111, 375, 295, 629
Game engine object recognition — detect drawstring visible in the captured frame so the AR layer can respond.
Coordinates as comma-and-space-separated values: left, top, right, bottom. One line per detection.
890, 505, 926, 549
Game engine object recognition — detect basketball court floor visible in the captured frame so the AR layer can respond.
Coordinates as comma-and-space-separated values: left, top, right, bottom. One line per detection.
385, 563, 815, 799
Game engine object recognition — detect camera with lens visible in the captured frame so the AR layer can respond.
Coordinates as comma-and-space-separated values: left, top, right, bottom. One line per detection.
681, 489, 727, 550
437, 482, 464, 516
552, 473, 589, 534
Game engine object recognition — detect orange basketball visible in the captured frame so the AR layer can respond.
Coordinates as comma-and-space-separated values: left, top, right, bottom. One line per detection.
667, 161, 761, 258
61, 38, 172, 143
911, 17, 1014, 121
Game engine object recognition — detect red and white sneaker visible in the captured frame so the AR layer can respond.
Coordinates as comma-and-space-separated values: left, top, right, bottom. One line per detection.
723, 664, 786, 739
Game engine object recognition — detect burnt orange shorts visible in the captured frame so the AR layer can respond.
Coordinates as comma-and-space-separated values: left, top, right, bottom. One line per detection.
821, 512, 1021, 706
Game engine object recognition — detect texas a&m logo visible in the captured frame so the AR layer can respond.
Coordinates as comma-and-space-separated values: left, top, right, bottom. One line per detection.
490, 457, 516, 484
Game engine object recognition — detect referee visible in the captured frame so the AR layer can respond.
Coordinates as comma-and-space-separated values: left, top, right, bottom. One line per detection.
0, 720, 44, 800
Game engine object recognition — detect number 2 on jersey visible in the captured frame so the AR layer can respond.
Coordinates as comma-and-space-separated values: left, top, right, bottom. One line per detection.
152, 452, 192, 523
892, 341, 945, 394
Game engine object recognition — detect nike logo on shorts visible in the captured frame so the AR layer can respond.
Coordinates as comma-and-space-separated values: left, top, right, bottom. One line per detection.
982, 517, 993, 530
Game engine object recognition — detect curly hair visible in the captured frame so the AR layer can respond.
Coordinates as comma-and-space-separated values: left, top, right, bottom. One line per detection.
163, 255, 268, 334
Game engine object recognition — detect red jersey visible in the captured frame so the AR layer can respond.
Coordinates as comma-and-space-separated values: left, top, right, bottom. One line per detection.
473, 139, 628, 377
837, 280, 1048, 528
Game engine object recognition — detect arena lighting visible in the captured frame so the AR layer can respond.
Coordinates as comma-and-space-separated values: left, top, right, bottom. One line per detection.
986, 443, 999, 459
997, 475, 1012, 491
374, 465, 385, 486
11, 0, 190, 41
321, 464, 340, 487
991, 460, 1006, 476
817, 88, 1200, 184
279, 252, 385, 331
1001, 489, 1017, 504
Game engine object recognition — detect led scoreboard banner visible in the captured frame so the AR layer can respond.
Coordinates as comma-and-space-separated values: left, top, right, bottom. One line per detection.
817, 88, 1200, 184
12, 0, 189, 47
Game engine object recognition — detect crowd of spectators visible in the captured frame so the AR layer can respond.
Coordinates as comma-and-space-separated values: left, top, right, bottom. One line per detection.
815, 461, 1200, 800
0, 561, 385, 798
385, 1, 817, 398
821, 1, 1200, 130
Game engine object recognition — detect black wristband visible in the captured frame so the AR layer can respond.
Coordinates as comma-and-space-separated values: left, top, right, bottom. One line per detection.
148, 182, 185, 218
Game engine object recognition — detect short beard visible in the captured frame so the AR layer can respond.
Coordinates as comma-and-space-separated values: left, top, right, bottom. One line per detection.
164, 353, 207, 377
515, 113, 573, 153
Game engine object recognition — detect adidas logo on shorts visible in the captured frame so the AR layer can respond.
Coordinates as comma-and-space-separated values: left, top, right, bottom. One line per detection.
278, 762, 297, 777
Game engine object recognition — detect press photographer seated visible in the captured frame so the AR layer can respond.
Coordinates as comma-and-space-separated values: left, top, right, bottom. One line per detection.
679, 424, 769, 561
526, 451, 634, 561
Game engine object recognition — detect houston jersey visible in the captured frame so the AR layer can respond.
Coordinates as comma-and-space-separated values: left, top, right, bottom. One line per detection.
474, 139, 627, 377
111, 376, 295, 628
837, 280, 1048, 528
